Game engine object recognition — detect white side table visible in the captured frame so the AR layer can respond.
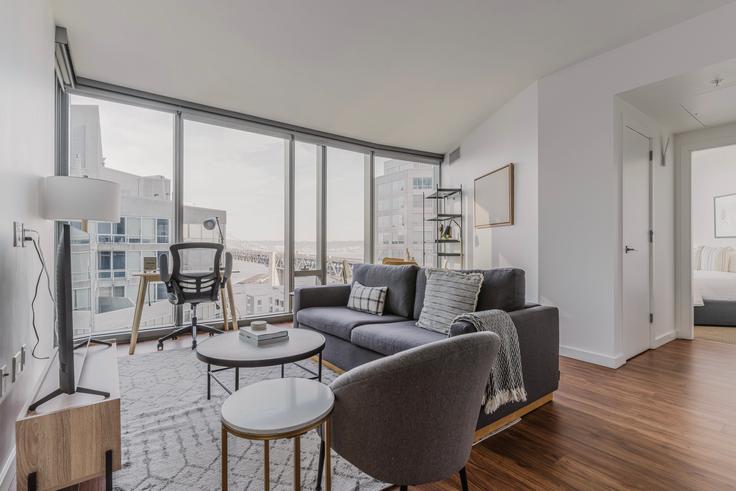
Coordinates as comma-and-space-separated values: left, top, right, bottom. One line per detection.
221, 377, 335, 491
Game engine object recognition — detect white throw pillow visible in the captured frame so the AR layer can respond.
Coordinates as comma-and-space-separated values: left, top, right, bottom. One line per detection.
347, 281, 387, 315
699, 246, 730, 272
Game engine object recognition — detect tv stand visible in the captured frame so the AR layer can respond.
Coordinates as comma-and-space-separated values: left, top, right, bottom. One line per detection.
17, 343, 121, 491
28, 339, 112, 412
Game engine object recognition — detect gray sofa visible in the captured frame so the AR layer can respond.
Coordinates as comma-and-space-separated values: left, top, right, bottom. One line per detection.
293, 264, 559, 430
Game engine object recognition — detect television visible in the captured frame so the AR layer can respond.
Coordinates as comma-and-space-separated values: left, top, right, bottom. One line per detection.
29, 223, 109, 411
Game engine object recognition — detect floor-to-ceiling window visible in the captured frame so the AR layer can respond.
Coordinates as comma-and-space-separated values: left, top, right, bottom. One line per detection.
326, 146, 367, 282
182, 117, 288, 321
68, 94, 174, 336
63, 87, 441, 338
374, 157, 439, 266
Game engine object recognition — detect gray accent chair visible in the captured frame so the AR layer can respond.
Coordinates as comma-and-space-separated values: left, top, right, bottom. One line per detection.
316, 332, 501, 490
294, 264, 559, 430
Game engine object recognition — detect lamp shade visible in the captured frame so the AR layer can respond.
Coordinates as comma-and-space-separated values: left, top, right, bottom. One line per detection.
42, 176, 121, 222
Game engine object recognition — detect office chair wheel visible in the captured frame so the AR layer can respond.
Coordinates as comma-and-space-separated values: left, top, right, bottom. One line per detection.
157, 342, 163, 351
172, 336, 178, 340
209, 332, 215, 336
191, 339, 197, 350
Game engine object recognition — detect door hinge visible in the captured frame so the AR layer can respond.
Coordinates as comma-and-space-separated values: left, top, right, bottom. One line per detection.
649, 230, 653, 243
649, 313, 654, 323
649, 150, 653, 162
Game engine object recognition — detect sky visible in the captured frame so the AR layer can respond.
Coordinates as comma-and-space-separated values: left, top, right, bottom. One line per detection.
71, 95, 367, 243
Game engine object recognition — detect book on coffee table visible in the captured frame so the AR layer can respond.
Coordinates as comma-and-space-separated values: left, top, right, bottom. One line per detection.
239, 325, 289, 346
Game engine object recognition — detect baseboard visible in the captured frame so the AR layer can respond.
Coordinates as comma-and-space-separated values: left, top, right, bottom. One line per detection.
653, 330, 677, 348
0, 447, 15, 491
560, 345, 626, 368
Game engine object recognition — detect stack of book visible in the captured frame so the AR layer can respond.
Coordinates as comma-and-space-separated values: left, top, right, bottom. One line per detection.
239, 325, 289, 346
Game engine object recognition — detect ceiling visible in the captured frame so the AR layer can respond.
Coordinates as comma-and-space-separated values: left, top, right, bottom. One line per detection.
620, 57, 736, 134
52, 0, 734, 154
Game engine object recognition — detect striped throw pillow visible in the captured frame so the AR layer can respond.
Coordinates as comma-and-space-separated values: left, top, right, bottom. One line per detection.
416, 269, 484, 334
347, 281, 387, 315
699, 246, 730, 272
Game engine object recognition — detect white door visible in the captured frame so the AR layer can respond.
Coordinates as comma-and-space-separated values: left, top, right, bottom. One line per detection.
622, 126, 651, 359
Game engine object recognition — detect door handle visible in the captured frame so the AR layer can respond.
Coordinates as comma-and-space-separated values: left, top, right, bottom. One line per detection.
625, 246, 636, 253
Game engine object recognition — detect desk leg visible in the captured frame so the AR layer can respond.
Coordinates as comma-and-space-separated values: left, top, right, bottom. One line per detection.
221, 425, 228, 491
207, 364, 211, 400
294, 435, 301, 490
129, 277, 148, 355
220, 286, 229, 331
235, 367, 239, 391
264, 440, 270, 491
325, 418, 332, 491
226, 278, 238, 331
28, 472, 37, 491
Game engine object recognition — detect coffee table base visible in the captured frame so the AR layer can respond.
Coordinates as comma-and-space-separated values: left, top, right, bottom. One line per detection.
206, 352, 324, 399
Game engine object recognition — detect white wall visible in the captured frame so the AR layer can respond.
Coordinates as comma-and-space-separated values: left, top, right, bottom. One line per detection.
0, 0, 55, 486
441, 82, 539, 302
691, 144, 736, 249
538, 3, 736, 367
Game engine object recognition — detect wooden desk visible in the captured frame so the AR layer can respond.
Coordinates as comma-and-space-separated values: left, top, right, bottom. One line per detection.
16, 344, 121, 491
129, 273, 238, 355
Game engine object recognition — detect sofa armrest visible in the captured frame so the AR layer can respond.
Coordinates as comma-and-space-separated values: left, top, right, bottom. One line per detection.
448, 305, 558, 337
293, 284, 352, 314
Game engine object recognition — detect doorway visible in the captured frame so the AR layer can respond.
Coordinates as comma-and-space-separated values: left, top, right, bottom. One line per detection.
690, 144, 736, 345
622, 125, 653, 359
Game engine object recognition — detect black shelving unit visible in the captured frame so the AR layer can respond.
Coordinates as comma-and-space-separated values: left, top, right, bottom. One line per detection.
423, 186, 463, 268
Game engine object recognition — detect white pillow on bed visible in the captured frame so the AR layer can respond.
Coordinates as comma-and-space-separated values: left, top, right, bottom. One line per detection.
698, 246, 731, 272
728, 250, 736, 273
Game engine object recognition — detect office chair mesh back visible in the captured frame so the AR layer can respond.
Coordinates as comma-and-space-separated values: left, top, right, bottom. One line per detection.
166, 242, 224, 305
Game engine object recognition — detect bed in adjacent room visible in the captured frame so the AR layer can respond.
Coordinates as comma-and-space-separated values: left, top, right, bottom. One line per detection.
693, 246, 736, 327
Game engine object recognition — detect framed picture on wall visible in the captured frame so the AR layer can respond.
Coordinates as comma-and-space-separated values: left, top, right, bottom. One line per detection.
714, 192, 736, 238
474, 163, 514, 228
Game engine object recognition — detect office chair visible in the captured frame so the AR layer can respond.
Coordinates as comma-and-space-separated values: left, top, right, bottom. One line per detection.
157, 242, 233, 351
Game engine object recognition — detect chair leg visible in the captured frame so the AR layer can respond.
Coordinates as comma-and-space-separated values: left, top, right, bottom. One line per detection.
316, 440, 325, 490
399, 486, 408, 491
459, 466, 469, 491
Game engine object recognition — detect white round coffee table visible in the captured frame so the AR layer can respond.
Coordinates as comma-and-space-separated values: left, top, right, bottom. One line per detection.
221, 377, 335, 491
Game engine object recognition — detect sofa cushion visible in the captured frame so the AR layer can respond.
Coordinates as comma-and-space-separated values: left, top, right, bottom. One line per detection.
351, 321, 446, 356
414, 268, 526, 319
352, 264, 418, 318
296, 306, 407, 341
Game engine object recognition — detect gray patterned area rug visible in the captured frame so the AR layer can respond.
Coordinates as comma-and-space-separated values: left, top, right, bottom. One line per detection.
116, 348, 387, 490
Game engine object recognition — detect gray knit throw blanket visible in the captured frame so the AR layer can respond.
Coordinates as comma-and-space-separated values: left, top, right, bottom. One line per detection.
452, 309, 527, 414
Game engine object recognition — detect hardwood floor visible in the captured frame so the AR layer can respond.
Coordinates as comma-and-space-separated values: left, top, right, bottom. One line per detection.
695, 325, 736, 345
119, 333, 736, 490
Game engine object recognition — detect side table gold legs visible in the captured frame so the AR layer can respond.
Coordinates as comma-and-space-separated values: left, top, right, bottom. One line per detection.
221, 425, 228, 491
325, 418, 332, 491
264, 440, 270, 489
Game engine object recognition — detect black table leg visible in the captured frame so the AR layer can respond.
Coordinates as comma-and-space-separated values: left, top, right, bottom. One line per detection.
235, 367, 239, 391
28, 472, 37, 491
281, 364, 285, 378
207, 364, 211, 400
318, 351, 323, 382
106, 449, 113, 491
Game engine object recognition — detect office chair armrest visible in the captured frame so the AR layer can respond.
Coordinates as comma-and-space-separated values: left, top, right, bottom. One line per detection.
222, 251, 233, 284
159, 253, 171, 283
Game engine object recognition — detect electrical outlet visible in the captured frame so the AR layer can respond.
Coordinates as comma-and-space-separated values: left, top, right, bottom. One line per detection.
0, 365, 7, 399
12, 351, 21, 382
13, 221, 25, 247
